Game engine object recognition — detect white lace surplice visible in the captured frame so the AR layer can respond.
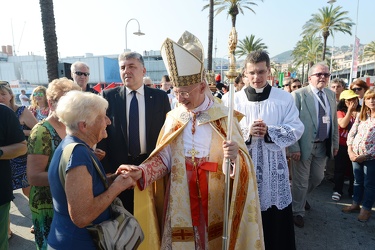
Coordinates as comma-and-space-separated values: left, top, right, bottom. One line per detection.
233, 88, 304, 211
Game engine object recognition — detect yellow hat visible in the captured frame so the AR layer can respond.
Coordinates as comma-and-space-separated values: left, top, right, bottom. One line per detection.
161, 31, 205, 87
339, 89, 359, 100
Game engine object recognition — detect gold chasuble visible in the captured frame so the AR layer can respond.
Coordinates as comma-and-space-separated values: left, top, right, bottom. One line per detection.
134, 99, 264, 250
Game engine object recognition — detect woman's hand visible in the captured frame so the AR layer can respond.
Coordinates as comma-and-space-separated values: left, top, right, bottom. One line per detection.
94, 148, 106, 161
116, 165, 142, 181
347, 99, 358, 113
348, 149, 358, 162
354, 154, 367, 163
222, 140, 238, 161
112, 173, 137, 190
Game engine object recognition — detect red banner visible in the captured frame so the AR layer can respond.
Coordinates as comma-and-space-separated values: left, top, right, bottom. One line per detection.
352, 36, 360, 77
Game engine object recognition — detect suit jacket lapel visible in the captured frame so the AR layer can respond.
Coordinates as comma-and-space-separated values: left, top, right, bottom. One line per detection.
304, 88, 318, 130
117, 87, 128, 144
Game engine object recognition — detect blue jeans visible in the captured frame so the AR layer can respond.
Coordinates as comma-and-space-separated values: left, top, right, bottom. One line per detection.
352, 159, 375, 211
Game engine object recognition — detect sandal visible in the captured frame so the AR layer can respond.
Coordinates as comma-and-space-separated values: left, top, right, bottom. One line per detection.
332, 192, 341, 201
30, 225, 35, 234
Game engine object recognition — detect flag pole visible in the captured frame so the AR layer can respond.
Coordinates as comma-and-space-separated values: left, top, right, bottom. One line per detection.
222, 27, 238, 250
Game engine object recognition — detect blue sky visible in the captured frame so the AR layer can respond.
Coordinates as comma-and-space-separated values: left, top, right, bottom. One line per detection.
1, 0, 373, 59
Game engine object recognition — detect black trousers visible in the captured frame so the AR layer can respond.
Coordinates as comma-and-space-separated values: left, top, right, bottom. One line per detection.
118, 154, 148, 214
261, 203, 296, 250
333, 145, 354, 195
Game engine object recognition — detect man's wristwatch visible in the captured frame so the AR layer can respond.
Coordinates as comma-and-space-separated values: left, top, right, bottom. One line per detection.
0, 148, 3, 158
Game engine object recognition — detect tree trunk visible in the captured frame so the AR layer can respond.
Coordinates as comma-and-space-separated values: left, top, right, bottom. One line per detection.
207, 0, 214, 71
39, 0, 59, 83
322, 31, 329, 61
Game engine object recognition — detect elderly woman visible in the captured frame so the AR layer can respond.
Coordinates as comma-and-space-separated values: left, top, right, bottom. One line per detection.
350, 79, 369, 106
27, 78, 81, 250
343, 89, 375, 222
46, 90, 136, 249
29, 86, 50, 121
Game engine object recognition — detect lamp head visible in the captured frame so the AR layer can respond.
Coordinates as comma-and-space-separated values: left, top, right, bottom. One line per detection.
134, 31, 145, 36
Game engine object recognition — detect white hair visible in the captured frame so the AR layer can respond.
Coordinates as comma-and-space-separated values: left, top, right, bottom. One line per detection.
56, 90, 108, 134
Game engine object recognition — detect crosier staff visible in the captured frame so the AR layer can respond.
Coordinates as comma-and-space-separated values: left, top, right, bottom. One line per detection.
222, 26, 238, 250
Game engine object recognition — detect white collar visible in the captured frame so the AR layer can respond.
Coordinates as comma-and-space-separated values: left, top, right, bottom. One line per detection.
126, 84, 145, 96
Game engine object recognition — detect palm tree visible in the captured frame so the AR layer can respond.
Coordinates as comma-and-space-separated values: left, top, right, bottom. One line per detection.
364, 41, 375, 60
202, 0, 263, 70
235, 35, 267, 58
203, 0, 263, 27
39, 0, 59, 82
302, 5, 354, 61
206, 0, 214, 71
292, 36, 323, 82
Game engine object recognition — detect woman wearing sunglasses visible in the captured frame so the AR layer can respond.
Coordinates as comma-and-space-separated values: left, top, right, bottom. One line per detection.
350, 79, 369, 106
29, 86, 50, 121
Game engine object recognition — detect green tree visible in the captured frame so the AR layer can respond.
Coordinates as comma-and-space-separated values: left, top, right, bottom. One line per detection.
292, 36, 323, 82
302, 5, 353, 61
235, 35, 267, 58
364, 41, 375, 60
39, 0, 59, 82
203, 0, 263, 27
202, 0, 263, 70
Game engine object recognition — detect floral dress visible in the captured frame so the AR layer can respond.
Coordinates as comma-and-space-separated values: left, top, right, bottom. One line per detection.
10, 106, 30, 189
29, 106, 49, 121
28, 120, 61, 250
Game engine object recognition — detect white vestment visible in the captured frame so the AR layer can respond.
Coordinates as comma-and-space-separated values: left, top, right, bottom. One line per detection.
233, 87, 304, 211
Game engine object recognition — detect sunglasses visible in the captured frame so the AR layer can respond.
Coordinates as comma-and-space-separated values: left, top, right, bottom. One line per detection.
352, 87, 363, 92
33, 92, 45, 97
292, 85, 302, 89
0, 81, 10, 86
311, 72, 331, 78
74, 71, 90, 77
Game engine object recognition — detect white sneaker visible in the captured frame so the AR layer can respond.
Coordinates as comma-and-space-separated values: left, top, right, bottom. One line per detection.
332, 192, 341, 201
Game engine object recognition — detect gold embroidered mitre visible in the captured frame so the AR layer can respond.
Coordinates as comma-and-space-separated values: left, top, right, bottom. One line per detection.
161, 31, 205, 87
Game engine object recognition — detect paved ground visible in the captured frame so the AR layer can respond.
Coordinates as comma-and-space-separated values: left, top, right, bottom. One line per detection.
7, 179, 375, 250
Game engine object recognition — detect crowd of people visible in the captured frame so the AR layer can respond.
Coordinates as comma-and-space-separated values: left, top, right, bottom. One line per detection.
1, 31, 374, 250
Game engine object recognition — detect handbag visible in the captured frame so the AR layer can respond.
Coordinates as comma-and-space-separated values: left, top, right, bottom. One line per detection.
59, 143, 144, 250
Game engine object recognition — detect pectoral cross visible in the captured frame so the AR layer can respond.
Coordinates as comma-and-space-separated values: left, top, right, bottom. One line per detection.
187, 147, 201, 198
188, 147, 199, 164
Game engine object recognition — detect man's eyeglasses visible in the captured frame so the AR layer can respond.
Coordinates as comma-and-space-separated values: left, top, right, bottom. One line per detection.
74, 71, 90, 77
292, 85, 302, 89
352, 87, 363, 92
173, 84, 201, 98
33, 92, 45, 97
311, 72, 331, 78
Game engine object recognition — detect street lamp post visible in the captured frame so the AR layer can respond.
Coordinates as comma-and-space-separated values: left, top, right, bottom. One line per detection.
349, 0, 360, 83
125, 18, 145, 51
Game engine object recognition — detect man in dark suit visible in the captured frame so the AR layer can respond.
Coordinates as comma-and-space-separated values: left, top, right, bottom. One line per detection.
98, 52, 170, 214
289, 62, 339, 228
